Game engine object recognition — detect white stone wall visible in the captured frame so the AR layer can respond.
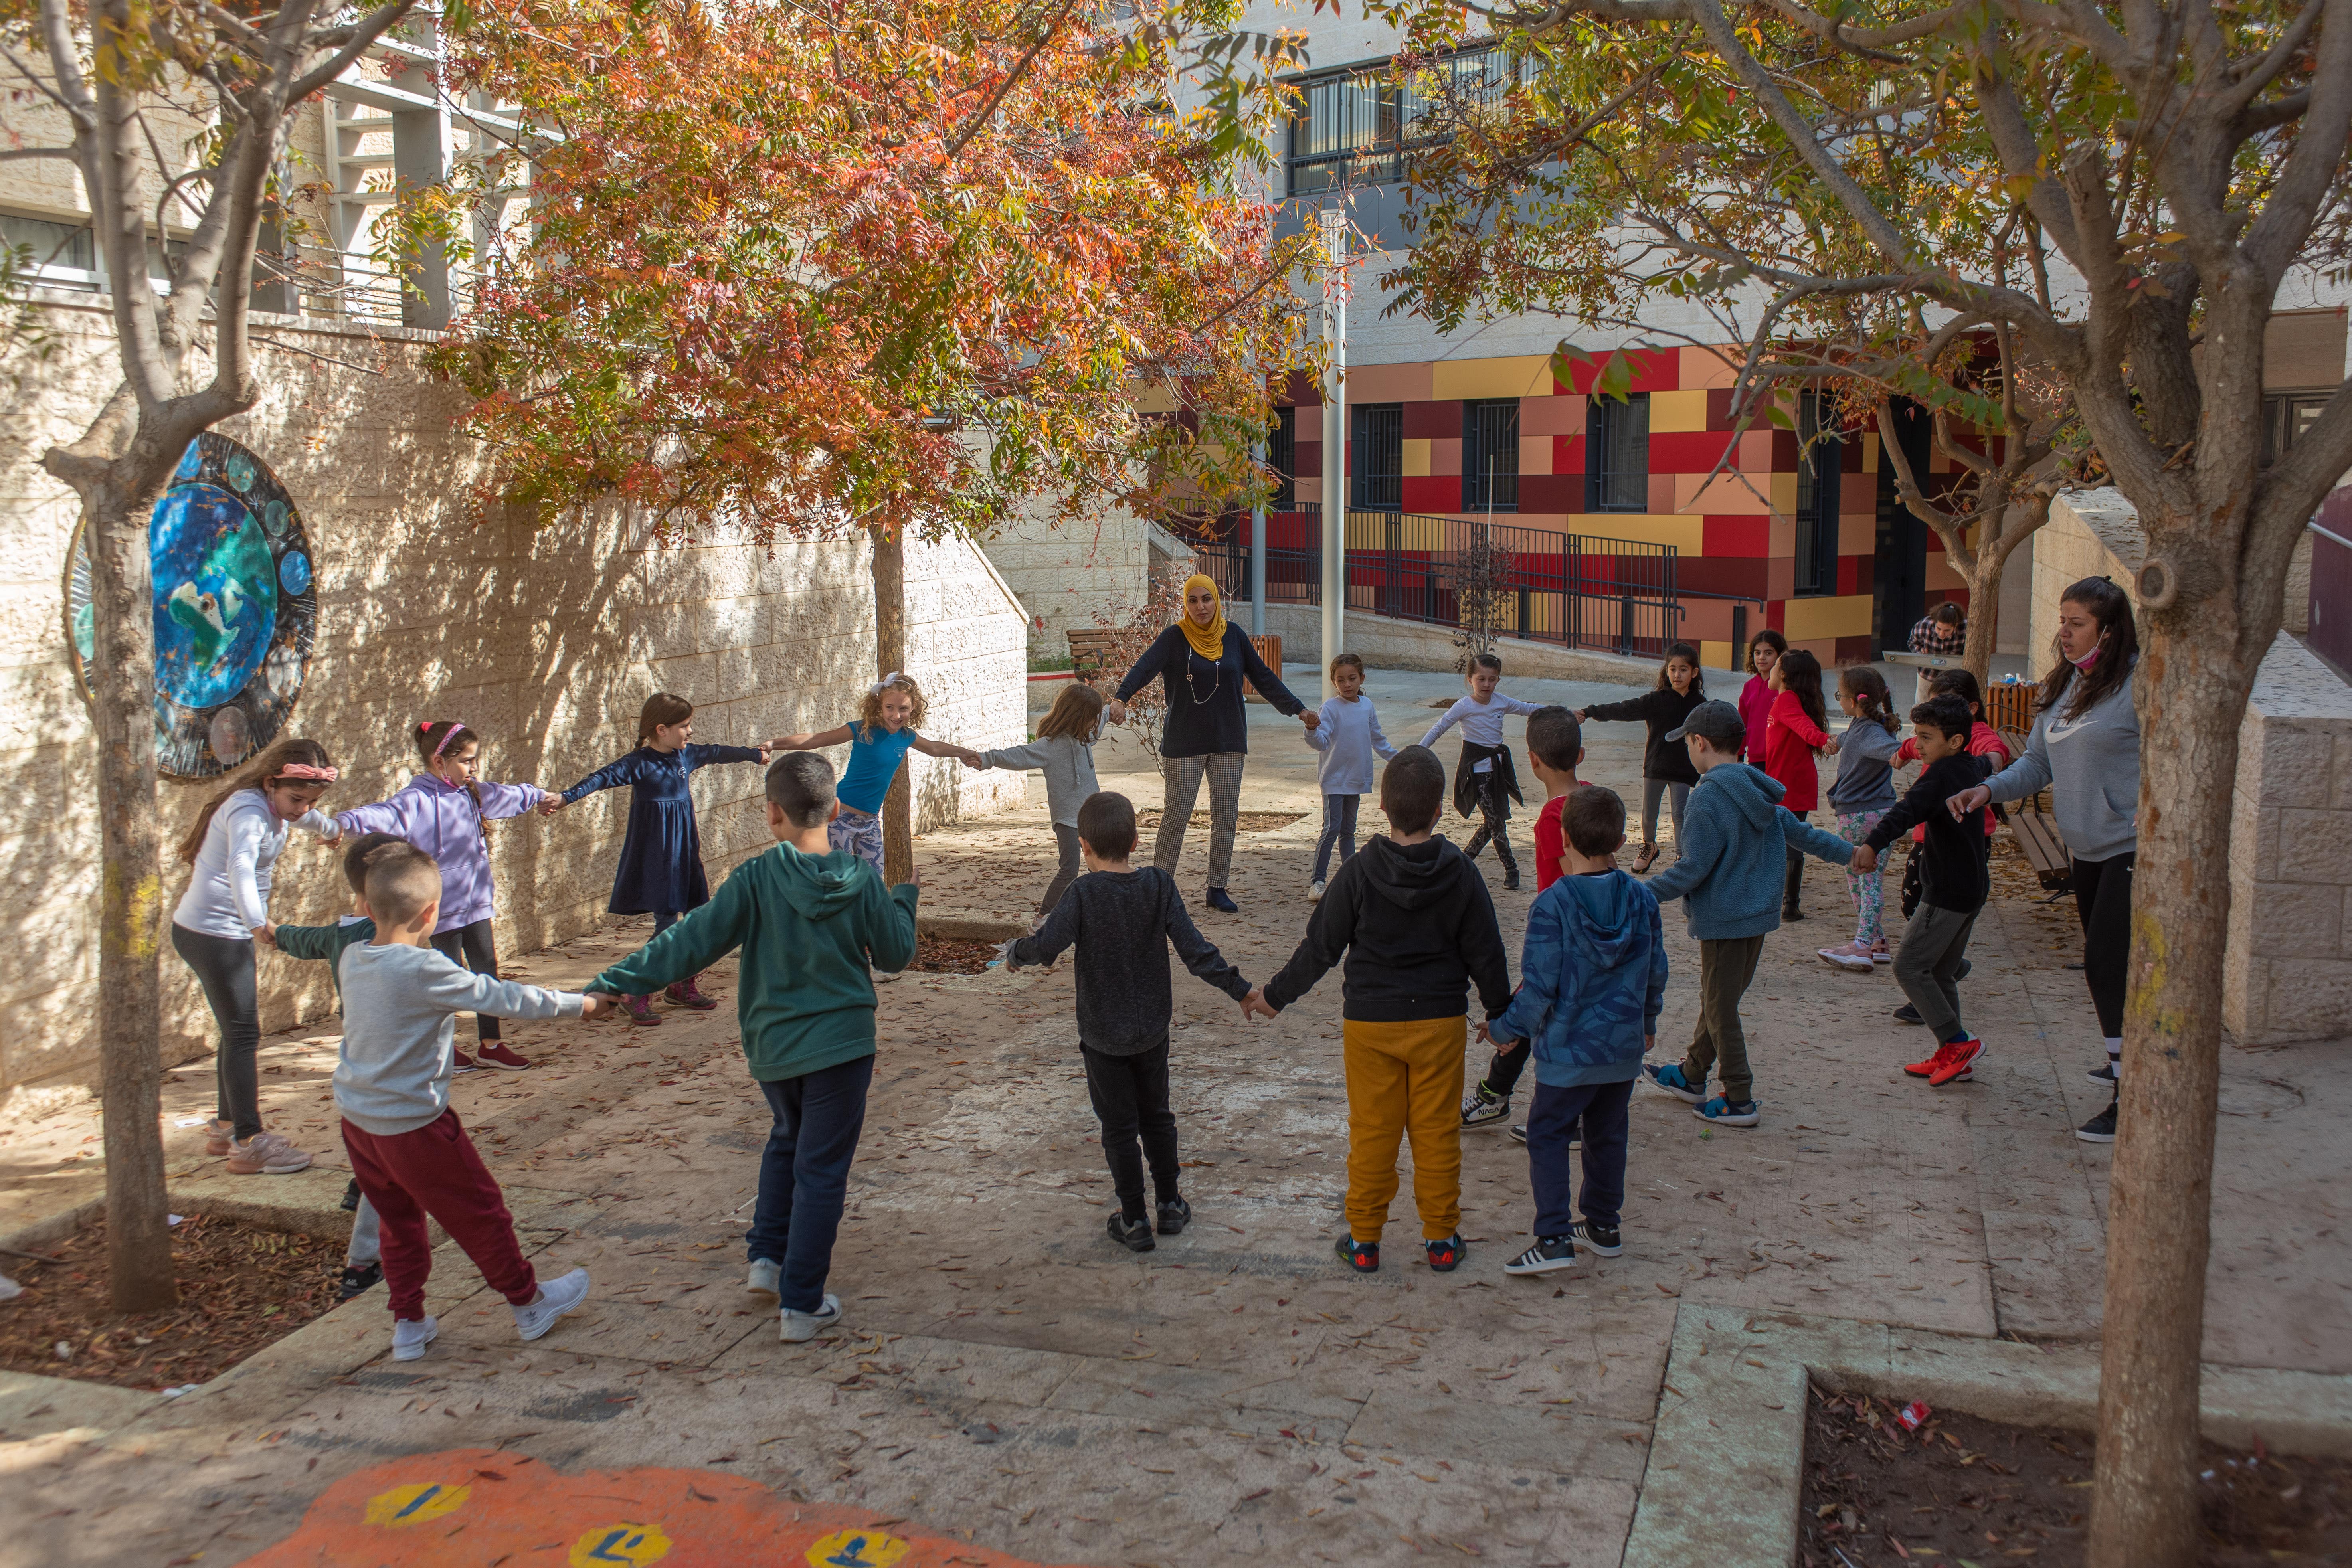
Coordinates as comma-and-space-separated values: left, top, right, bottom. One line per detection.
0, 295, 1025, 1103
2225, 635, 2352, 1043
981, 505, 1149, 661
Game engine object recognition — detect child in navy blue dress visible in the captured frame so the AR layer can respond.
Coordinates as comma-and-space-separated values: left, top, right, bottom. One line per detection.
768, 672, 980, 876
547, 692, 767, 1026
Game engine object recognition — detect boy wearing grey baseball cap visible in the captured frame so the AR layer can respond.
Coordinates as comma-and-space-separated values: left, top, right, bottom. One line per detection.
1639, 699, 1855, 1127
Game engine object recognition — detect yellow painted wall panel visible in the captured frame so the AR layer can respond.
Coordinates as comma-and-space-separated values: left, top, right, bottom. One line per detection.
1770, 472, 1799, 516
1650, 389, 1711, 432
1701, 639, 1734, 671
1561, 514, 1708, 552
1781, 594, 1875, 641
1860, 433, 1879, 473
1430, 355, 1559, 402
1402, 438, 1432, 478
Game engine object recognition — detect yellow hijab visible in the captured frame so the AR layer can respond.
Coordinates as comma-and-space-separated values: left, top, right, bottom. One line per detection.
1177, 573, 1228, 660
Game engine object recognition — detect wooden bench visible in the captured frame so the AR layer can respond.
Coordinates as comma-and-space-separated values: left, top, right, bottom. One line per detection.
2006, 809, 2073, 896
1066, 629, 1122, 681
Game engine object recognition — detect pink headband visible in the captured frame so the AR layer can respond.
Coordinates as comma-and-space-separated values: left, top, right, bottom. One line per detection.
426, 720, 468, 758
277, 763, 338, 782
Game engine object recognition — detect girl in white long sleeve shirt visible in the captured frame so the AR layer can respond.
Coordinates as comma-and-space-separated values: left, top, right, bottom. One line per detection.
170, 739, 342, 1174
1304, 655, 1397, 896
1416, 654, 1543, 887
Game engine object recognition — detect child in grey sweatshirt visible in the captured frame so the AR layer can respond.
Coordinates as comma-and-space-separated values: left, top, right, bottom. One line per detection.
972, 682, 1105, 919
333, 843, 613, 1362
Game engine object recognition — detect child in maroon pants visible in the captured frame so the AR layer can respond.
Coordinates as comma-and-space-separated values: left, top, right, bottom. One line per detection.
331, 843, 616, 1360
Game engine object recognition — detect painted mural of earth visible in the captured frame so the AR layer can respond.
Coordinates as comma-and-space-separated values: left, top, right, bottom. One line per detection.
150, 482, 279, 710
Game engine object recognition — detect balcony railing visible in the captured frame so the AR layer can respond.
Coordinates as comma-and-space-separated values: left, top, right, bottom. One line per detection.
1182, 505, 1682, 660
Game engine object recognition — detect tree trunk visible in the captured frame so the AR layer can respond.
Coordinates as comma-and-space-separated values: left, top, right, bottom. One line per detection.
2085, 613, 2255, 1568
867, 520, 912, 886
88, 480, 178, 1314
1962, 556, 2002, 686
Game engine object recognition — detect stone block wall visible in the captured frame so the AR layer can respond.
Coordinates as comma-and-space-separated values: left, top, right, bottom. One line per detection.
0, 296, 1025, 1106
982, 505, 1149, 661
2224, 634, 2352, 1044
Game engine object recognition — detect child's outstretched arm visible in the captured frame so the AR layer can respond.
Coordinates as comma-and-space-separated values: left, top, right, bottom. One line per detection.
976, 740, 1052, 772
1417, 698, 1471, 749
1459, 882, 1514, 1020
271, 919, 359, 963
1486, 898, 1563, 1046
1644, 806, 1729, 903
1780, 808, 1856, 867
1303, 704, 1334, 752
910, 734, 984, 765
473, 780, 550, 819
588, 877, 755, 997
1006, 893, 1079, 971
1259, 881, 1360, 1013
1368, 706, 1397, 761
682, 742, 768, 771
766, 724, 854, 751
554, 752, 647, 808
1161, 889, 1253, 1010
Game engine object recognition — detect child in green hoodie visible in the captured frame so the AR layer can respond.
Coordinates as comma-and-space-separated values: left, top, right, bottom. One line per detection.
586, 752, 918, 1344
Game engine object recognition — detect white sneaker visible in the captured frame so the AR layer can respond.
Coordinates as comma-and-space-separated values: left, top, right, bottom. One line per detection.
513, 1268, 591, 1341
392, 1315, 439, 1362
746, 1258, 780, 1304
1308, 880, 1326, 904
779, 1293, 842, 1343
1817, 941, 1875, 972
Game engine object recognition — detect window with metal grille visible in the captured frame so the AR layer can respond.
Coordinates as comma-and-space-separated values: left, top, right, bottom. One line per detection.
1267, 406, 1297, 510
1463, 399, 1520, 512
1352, 403, 1404, 510
1585, 393, 1649, 512
1793, 391, 1842, 597
2264, 392, 2331, 465
1286, 46, 1527, 198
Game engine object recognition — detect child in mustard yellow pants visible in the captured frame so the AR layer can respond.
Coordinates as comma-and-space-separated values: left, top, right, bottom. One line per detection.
1251, 746, 1512, 1273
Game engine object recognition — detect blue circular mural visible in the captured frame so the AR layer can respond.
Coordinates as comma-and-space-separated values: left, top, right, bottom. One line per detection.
67, 433, 318, 778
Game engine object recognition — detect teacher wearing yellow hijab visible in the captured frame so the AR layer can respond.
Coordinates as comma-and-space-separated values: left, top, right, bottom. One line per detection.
1107, 573, 1317, 912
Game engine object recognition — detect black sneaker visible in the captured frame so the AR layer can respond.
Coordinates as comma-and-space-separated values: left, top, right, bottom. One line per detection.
1508, 1124, 1527, 1145
1502, 871, 1521, 891
1460, 1082, 1511, 1130
1893, 1002, 1923, 1025
1503, 1236, 1577, 1275
1782, 904, 1805, 921
1107, 1213, 1157, 1252
1155, 1196, 1191, 1236
338, 1261, 382, 1301
2087, 1062, 2117, 1086
2076, 1100, 2118, 1144
340, 1177, 362, 1213
1424, 1234, 1465, 1273
1335, 1236, 1380, 1273
1570, 1220, 1622, 1257
1957, 958, 1972, 980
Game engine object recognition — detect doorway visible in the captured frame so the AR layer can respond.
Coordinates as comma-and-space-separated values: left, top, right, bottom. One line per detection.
1873, 399, 1933, 653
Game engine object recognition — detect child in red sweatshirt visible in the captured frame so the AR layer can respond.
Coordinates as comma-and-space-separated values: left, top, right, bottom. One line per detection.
1762, 650, 1832, 921
1464, 706, 1583, 1133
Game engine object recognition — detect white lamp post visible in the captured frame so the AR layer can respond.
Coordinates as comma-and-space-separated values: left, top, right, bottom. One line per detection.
1318, 207, 1347, 699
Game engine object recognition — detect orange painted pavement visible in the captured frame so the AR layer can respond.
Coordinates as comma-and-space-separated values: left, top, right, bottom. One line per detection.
237, 1447, 1082, 1568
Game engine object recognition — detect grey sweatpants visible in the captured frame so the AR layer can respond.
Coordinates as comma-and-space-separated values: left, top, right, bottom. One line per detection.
348, 1194, 381, 1268
1893, 903, 1979, 1042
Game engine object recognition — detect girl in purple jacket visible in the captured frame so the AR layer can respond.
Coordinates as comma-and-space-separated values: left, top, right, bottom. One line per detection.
334, 720, 552, 1070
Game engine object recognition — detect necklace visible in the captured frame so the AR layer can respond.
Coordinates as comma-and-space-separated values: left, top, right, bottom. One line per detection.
1182, 640, 1222, 705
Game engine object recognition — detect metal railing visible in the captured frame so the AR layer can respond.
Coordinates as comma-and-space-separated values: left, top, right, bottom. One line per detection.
1186, 505, 1681, 659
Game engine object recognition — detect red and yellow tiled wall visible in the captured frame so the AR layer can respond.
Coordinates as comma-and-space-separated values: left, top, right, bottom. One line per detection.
1284, 346, 1971, 670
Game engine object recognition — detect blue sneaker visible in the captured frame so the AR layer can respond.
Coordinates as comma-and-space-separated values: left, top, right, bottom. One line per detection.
1642, 1062, 1707, 1104
1694, 1096, 1761, 1127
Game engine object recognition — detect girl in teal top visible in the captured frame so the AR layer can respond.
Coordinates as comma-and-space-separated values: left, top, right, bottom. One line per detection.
768, 673, 981, 876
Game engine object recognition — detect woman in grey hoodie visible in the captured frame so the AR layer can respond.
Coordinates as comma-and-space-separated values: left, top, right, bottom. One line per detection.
1956, 576, 2140, 1143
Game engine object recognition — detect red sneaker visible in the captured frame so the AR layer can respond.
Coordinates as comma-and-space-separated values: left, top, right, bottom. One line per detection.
664, 976, 718, 1011
1901, 1042, 1948, 1079
451, 1049, 479, 1073
1929, 1038, 1985, 1086
622, 994, 664, 1027
474, 1042, 531, 1070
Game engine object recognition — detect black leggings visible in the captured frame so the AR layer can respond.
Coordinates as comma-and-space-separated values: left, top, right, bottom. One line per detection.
430, 918, 502, 1042
2071, 852, 2134, 1038
1082, 1042, 1180, 1218
1462, 774, 1519, 874
173, 923, 260, 1139
1784, 811, 1808, 910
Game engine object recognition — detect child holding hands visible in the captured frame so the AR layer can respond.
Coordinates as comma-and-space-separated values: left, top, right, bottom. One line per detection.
769, 672, 981, 884
1304, 653, 1397, 902
550, 693, 769, 1025
1486, 786, 1666, 1274
334, 844, 611, 1361
967, 682, 1105, 921
1001, 791, 1256, 1252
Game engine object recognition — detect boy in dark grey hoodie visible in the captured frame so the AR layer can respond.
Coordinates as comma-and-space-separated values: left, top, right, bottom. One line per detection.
1003, 790, 1254, 1253
1253, 747, 1513, 1275
1640, 701, 1854, 1129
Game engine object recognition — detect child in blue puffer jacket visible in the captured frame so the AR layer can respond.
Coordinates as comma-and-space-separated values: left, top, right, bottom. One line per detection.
1485, 785, 1666, 1276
